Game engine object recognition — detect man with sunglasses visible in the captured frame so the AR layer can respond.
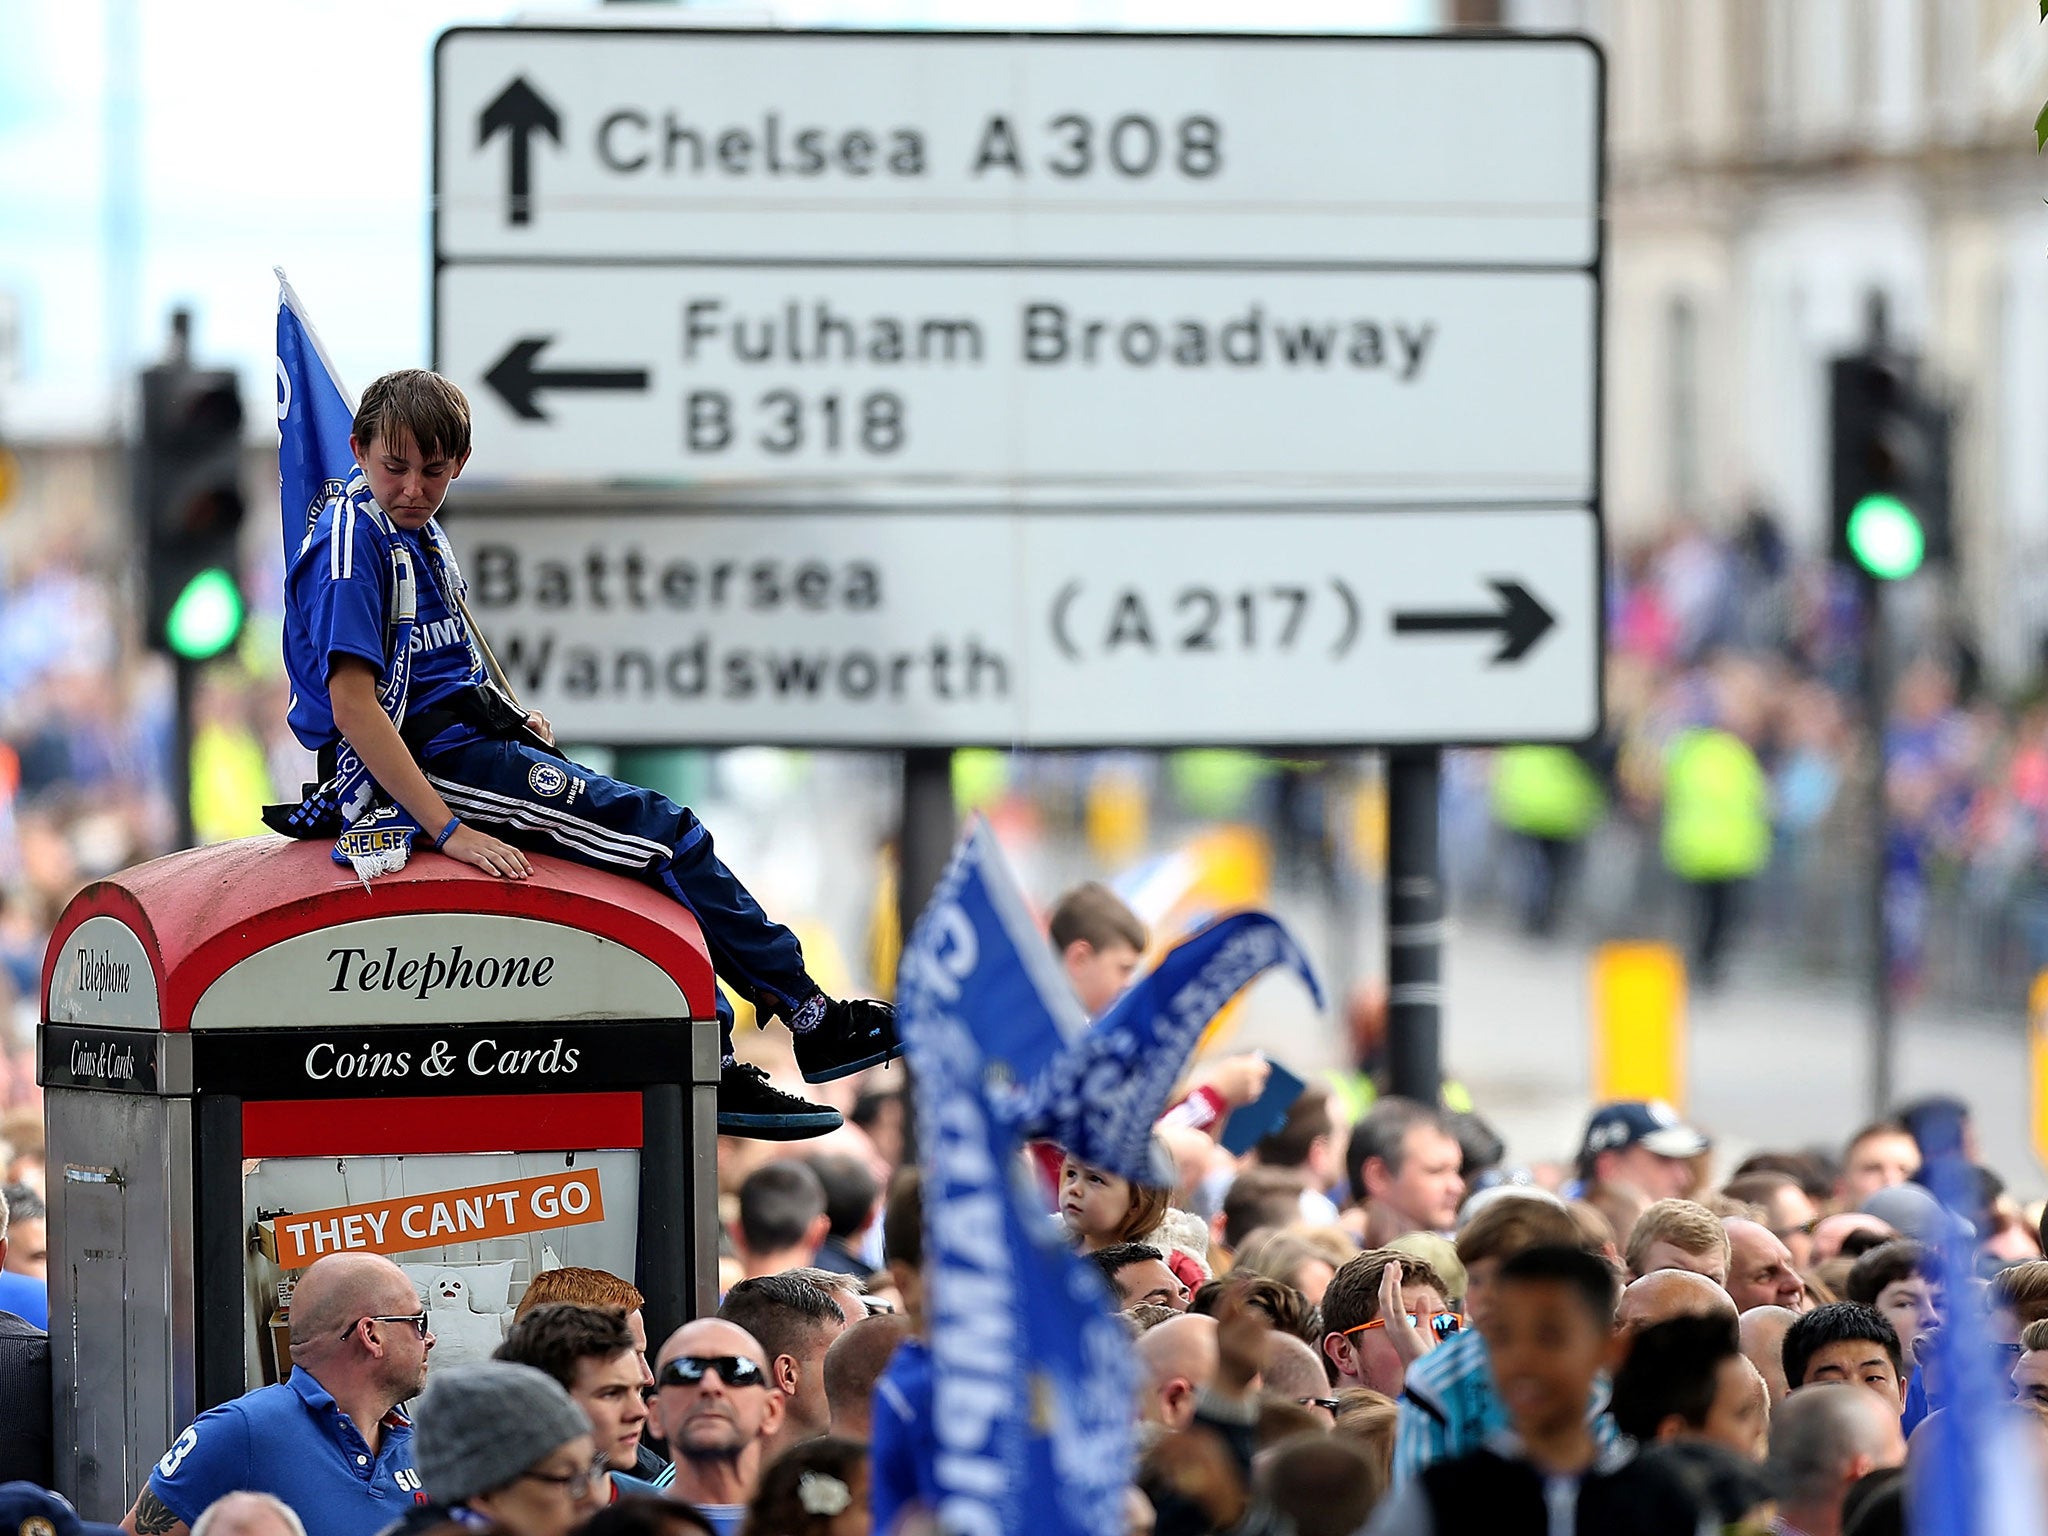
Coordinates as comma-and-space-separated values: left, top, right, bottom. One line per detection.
123, 1254, 432, 1536
1320, 1249, 1459, 1397
647, 1318, 784, 1536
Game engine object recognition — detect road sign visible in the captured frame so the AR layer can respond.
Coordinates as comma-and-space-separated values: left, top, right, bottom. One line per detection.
429, 25, 1605, 748
443, 503, 1598, 747
434, 30, 1600, 265
436, 264, 1596, 493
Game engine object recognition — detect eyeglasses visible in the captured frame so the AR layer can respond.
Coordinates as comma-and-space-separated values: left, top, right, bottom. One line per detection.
339, 1310, 430, 1342
1344, 1312, 1466, 1340
517, 1454, 610, 1502
1296, 1396, 1342, 1412
658, 1354, 770, 1390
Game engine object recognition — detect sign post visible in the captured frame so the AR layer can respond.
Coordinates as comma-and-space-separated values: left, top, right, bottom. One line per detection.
430, 24, 1606, 1073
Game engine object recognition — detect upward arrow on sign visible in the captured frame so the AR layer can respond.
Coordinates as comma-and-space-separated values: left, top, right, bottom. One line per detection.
479, 76, 561, 227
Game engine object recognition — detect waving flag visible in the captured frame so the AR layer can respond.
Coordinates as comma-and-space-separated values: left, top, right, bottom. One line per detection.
268, 273, 428, 881
897, 817, 1088, 1086
1011, 909, 1321, 1188
896, 823, 1136, 1536
274, 269, 362, 568
1908, 1113, 2047, 1536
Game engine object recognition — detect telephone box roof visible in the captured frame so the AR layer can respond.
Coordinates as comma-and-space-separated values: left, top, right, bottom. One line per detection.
43, 836, 716, 1032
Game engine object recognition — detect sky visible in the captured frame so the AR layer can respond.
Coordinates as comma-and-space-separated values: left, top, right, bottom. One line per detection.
0, 0, 1429, 439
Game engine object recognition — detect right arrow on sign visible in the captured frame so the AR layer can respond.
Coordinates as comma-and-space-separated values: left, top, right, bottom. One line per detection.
483, 338, 650, 422
1392, 579, 1557, 665
479, 76, 562, 227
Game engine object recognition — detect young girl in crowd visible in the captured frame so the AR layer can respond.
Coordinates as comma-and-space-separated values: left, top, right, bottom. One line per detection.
1059, 1154, 1210, 1291
739, 1435, 870, 1536
1060, 1155, 1172, 1253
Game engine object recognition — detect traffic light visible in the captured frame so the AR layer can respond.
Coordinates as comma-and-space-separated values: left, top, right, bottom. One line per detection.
137, 360, 246, 660
1829, 349, 1951, 582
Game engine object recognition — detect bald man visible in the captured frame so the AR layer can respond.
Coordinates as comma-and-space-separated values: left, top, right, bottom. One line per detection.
824, 1313, 908, 1440
1135, 1313, 1221, 1432
1616, 1267, 1739, 1338
1262, 1333, 1337, 1425
649, 1317, 782, 1532
1739, 1305, 1798, 1404
1767, 1384, 1906, 1536
124, 1253, 432, 1536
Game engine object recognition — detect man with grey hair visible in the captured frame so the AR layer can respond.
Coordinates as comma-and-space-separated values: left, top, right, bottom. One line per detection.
779, 1263, 867, 1338
715, 1270, 847, 1457
191, 1494, 305, 1536
1766, 1383, 1906, 1536
123, 1252, 432, 1536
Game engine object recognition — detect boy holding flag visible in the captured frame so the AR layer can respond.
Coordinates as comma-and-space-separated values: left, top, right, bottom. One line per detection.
272, 283, 895, 1139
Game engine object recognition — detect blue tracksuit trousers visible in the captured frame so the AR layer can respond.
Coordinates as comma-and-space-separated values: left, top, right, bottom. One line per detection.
422, 734, 814, 1052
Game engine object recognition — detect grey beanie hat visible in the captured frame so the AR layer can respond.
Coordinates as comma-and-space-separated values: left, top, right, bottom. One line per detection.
413, 1360, 592, 1504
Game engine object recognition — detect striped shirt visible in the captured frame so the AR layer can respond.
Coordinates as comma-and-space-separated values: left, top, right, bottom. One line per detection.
1391, 1331, 1620, 1489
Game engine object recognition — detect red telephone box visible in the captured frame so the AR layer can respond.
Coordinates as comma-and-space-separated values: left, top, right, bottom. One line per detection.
39, 838, 721, 1517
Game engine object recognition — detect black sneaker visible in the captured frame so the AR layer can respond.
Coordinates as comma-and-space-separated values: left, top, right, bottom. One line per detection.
718, 1062, 844, 1141
793, 998, 904, 1084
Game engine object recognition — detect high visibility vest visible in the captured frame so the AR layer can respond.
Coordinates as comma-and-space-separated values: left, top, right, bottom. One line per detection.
1661, 728, 1771, 882
1491, 746, 1605, 841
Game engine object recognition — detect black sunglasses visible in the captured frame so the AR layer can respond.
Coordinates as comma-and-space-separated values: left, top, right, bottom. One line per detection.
659, 1354, 769, 1390
1296, 1396, 1342, 1413
340, 1310, 430, 1342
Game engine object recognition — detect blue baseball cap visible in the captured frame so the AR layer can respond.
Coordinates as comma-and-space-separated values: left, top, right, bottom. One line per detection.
0, 1485, 129, 1536
1580, 1100, 1709, 1163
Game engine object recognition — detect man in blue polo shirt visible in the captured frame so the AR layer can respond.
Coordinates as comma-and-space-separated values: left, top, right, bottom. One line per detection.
122, 1253, 433, 1536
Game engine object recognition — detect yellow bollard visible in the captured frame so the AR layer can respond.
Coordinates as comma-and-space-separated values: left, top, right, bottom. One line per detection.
1591, 941, 1687, 1108
2031, 971, 2048, 1173
1085, 766, 1150, 868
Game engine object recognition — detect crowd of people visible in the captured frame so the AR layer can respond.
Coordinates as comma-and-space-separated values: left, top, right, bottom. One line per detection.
5, 879, 2047, 1534
1473, 517, 2048, 1001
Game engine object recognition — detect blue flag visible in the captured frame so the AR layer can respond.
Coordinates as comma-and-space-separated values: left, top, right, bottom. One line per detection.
274, 269, 363, 570
1908, 1125, 2047, 1535
897, 823, 1137, 1536
899, 817, 1088, 1087
1011, 910, 1322, 1188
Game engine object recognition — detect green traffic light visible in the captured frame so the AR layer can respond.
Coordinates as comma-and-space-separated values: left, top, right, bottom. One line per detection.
165, 567, 244, 660
1846, 493, 1925, 580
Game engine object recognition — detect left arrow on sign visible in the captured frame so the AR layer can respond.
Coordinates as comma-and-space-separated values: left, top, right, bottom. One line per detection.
478, 76, 561, 227
483, 338, 651, 422
1392, 579, 1556, 665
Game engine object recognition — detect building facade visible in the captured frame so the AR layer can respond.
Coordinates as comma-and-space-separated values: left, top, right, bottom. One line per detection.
1506, 0, 2048, 680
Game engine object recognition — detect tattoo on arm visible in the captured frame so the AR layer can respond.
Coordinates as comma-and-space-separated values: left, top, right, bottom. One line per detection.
133, 1491, 181, 1536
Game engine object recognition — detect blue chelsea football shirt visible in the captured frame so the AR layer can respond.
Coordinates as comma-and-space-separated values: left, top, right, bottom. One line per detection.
283, 497, 482, 754
148, 1367, 424, 1536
